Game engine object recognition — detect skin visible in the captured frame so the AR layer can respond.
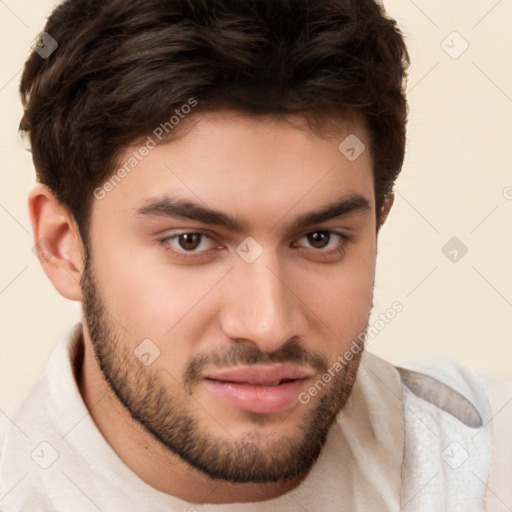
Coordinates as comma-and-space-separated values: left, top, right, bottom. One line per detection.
28, 110, 393, 504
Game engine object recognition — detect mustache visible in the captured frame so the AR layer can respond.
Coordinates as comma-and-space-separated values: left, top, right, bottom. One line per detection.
184, 337, 328, 389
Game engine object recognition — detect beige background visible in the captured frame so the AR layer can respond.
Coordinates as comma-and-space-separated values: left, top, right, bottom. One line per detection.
1, 0, 511, 425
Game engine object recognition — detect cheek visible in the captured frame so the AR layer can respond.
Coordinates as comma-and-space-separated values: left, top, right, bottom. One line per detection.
91, 240, 169, 327
91, 242, 227, 350
293, 236, 376, 344
314, 234, 375, 296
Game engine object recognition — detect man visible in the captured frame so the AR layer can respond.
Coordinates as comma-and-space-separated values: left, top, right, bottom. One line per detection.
1, 0, 511, 510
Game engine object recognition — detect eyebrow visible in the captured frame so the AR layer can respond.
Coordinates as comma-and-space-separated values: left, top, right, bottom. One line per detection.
136, 193, 371, 232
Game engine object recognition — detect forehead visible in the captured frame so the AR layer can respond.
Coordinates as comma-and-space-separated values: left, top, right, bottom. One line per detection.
90, 110, 375, 232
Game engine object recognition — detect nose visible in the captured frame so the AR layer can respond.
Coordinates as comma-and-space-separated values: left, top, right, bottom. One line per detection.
218, 255, 309, 353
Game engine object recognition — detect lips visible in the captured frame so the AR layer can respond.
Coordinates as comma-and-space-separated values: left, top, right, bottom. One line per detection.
201, 364, 314, 414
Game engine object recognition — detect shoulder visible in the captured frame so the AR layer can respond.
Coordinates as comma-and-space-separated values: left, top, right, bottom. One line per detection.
395, 357, 512, 510
394, 357, 512, 422
473, 369, 512, 510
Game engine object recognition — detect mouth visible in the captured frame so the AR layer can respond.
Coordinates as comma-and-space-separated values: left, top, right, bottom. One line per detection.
201, 364, 314, 414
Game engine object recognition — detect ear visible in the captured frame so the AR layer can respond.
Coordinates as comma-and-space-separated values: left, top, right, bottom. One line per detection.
378, 192, 394, 230
28, 183, 85, 301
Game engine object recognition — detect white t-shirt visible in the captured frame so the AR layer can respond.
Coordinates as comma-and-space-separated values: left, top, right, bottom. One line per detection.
1, 323, 511, 511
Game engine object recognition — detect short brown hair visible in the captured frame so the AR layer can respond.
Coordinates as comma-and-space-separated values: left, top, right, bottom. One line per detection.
19, 0, 409, 241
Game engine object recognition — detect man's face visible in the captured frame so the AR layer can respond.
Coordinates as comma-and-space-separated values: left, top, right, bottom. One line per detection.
81, 110, 377, 483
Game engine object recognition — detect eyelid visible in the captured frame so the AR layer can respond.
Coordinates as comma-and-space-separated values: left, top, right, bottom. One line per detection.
292, 229, 348, 247
293, 227, 349, 239
158, 231, 221, 263
162, 230, 219, 249
159, 228, 350, 262
161, 228, 348, 244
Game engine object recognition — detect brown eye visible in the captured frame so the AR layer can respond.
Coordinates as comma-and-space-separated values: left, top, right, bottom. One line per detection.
160, 231, 222, 263
178, 233, 202, 251
306, 231, 331, 249
293, 230, 349, 262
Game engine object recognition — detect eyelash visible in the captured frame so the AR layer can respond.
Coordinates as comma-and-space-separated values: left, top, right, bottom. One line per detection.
158, 230, 350, 262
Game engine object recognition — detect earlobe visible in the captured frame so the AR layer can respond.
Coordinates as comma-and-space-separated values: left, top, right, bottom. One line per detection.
378, 192, 395, 229
28, 183, 85, 301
